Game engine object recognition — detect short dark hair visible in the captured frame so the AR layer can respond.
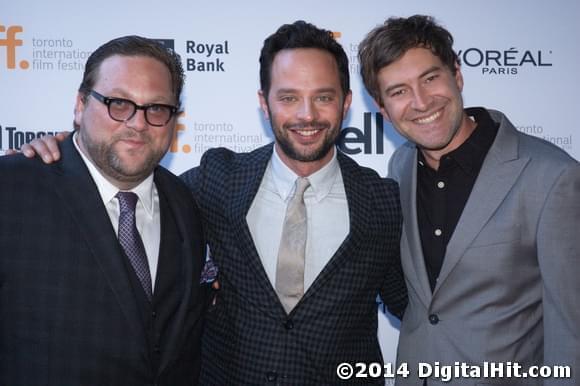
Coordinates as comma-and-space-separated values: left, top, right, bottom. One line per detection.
358, 15, 458, 105
78, 35, 185, 107
259, 20, 350, 98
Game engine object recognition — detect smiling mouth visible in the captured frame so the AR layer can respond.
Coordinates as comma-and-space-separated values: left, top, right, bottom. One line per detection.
121, 139, 144, 144
413, 109, 442, 124
294, 128, 321, 137
118, 138, 148, 149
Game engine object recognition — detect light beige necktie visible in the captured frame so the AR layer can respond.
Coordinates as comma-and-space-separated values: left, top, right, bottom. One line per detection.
275, 177, 310, 313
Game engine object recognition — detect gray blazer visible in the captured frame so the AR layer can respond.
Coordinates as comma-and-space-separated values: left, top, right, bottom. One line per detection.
389, 109, 580, 386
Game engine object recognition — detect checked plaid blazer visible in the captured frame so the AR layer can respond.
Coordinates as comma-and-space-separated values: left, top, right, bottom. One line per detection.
181, 143, 407, 385
0, 136, 207, 386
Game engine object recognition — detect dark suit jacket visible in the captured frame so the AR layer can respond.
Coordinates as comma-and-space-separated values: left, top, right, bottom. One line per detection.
0, 136, 207, 386
181, 144, 407, 385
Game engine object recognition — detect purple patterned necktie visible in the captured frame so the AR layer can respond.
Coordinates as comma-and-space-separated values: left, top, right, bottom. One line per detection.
116, 191, 153, 300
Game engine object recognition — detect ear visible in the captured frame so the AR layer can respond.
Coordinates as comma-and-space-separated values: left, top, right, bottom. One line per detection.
376, 96, 392, 122
342, 90, 353, 117
368, 92, 391, 121
258, 90, 270, 120
379, 105, 392, 122
454, 61, 464, 92
73, 92, 86, 128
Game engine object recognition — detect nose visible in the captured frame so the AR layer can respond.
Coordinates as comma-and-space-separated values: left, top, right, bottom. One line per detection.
296, 99, 318, 121
125, 108, 148, 131
411, 87, 431, 111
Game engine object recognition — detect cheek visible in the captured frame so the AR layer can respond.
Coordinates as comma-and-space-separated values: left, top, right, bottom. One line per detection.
156, 129, 175, 149
315, 104, 341, 120
272, 105, 293, 118
382, 102, 403, 122
83, 110, 113, 133
76, 104, 98, 129
270, 108, 292, 126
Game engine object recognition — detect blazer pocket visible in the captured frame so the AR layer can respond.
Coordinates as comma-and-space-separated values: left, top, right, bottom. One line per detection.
469, 218, 521, 248
469, 237, 521, 248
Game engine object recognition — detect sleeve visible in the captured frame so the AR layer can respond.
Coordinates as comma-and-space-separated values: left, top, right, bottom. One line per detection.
379, 179, 408, 320
380, 240, 408, 320
537, 163, 580, 385
387, 145, 405, 183
179, 156, 219, 285
179, 165, 202, 199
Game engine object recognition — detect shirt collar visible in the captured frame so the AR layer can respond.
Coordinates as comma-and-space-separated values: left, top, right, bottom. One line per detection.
271, 145, 340, 202
73, 132, 155, 218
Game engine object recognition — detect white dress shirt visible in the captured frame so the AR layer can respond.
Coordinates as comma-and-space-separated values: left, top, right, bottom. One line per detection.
73, 133, 161, 290
247, 146, 349, 291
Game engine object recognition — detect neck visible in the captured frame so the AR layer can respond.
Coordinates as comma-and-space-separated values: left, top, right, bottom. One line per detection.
274, 143, 334, 177
420, 113, 476, 170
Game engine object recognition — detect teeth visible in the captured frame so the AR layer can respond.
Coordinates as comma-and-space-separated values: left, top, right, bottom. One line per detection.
296, 129, 320, 137
414, 110, 441, 124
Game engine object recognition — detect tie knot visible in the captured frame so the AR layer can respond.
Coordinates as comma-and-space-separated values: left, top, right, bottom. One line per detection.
294, 177, 310, 199
116, 191, 139, 213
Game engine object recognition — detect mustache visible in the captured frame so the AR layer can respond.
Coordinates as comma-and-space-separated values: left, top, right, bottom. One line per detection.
114, 131, 150, 142
283, 120, 330, 131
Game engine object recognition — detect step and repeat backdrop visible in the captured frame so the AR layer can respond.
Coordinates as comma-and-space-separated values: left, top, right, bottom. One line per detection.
2, 0, 579, 376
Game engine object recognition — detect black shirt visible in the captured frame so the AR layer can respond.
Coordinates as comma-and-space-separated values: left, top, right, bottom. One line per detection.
416, 107, 498, 291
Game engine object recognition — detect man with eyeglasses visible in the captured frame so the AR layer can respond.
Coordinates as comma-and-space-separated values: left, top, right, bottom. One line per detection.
0, 35, 207, 386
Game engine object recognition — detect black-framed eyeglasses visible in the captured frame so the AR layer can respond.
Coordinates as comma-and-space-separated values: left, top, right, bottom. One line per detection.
89, 90, 178, 127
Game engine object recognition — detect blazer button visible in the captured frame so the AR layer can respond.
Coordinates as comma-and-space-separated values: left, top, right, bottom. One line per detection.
428, 314, 439, 325
284, 319, 294, 330
265, 371, 278, 382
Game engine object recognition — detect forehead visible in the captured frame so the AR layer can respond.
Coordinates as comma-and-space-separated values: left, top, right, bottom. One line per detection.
94, 55, 172, 93
269, 48, 341, 90
377, 47, 446, 85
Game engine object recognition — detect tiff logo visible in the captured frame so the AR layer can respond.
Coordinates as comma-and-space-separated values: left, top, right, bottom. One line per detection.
0, 25, 29, 69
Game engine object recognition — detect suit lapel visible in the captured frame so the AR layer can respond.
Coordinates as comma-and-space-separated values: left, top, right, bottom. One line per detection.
51, 136, 145, 339
434, 114, 529, 295
225, 144, 283, 313
398, 146, 433, 306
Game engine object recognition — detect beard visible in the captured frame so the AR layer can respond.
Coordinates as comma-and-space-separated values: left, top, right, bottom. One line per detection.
268, 105, 343, 163
79, 129, 163, 186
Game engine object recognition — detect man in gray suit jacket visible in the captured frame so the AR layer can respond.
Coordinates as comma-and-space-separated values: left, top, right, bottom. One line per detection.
358, 15, 580, 385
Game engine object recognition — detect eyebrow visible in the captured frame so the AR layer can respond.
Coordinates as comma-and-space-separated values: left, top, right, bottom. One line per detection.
106, 89, 173, 104
274, 87, 338, 95
383, 65, 442, 94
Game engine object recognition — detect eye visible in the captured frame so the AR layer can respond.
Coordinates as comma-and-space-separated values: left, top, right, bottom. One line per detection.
389, 89, 406, 98
315, 95, 334, 103
109, 98, 131, 108
279, 95, 297, 103
424, 74, 439, 83
148, 104, 166, 114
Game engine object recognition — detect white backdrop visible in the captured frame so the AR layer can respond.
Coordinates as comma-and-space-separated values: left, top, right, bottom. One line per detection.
2, 0, 579, 378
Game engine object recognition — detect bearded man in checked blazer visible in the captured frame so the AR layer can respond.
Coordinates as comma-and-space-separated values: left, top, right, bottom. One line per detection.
180, 21, 407, 385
